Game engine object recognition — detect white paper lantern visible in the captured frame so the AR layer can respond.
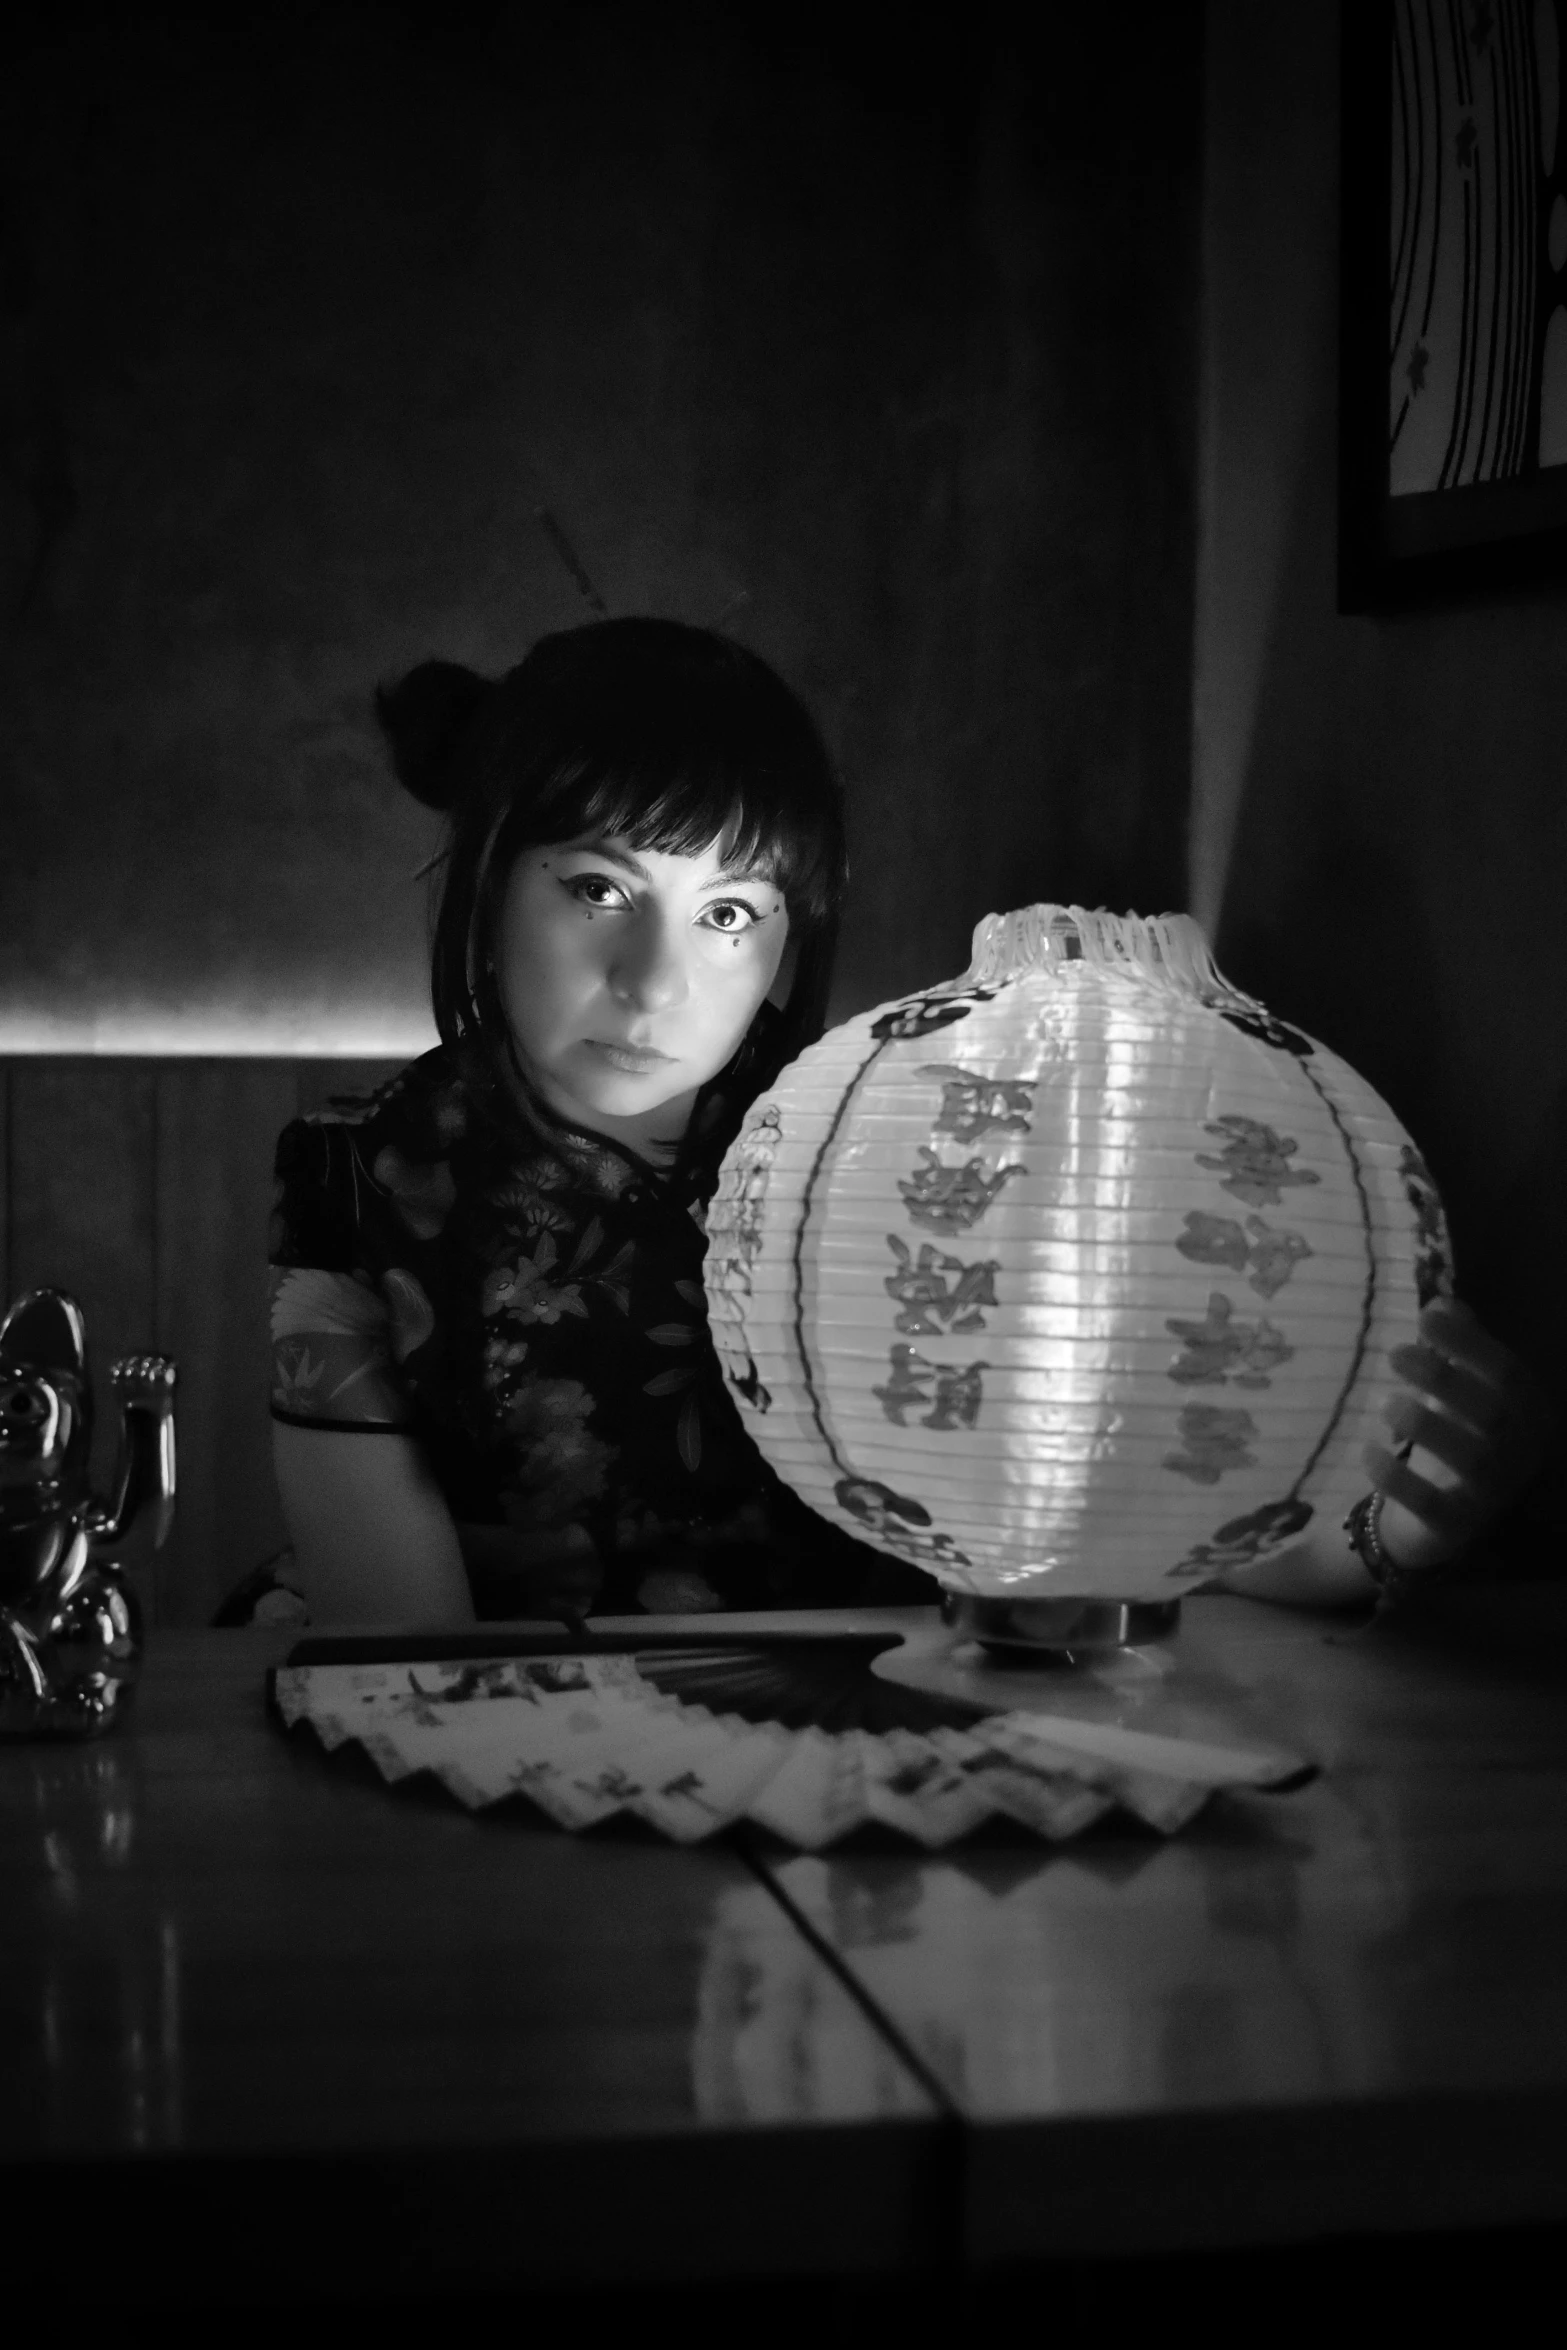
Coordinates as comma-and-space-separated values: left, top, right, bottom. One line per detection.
703, 905, 1452, 1601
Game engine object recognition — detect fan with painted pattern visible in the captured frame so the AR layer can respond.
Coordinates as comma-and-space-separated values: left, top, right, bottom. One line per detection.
270, 1623, 1314, 1849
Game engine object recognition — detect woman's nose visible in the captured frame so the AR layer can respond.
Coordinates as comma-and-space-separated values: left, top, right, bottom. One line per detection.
609, 911, 690, 1013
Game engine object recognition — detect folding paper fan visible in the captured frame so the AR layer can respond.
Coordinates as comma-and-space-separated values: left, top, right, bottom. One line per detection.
270, 1628, 1314, 1850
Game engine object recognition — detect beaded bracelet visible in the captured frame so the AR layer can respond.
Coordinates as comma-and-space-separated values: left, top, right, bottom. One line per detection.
1343, 1487, 1456, 1607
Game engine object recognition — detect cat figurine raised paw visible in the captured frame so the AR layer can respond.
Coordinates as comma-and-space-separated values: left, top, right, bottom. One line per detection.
0, 1290, 176, 1738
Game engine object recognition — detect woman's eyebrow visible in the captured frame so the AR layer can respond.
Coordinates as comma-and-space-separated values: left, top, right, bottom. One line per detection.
561, 837, 649, 881
560, 836, 777, 890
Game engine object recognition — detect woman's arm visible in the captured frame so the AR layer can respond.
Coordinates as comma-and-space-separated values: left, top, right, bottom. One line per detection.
272, 1421, 476, 1627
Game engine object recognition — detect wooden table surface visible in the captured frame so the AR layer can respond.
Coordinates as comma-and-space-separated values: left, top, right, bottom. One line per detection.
782, 1585, 1567, 2262
5, 1588, 1567, 2302
0, 1626, 940, 2302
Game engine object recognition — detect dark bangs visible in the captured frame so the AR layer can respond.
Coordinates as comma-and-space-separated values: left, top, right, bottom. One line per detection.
526, 744, 841, 930
420, 618, 847, 1079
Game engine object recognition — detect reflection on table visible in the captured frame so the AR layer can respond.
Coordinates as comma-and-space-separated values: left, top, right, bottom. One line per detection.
758, 1587, 1567, 2258
7, 1587, 1567, 2296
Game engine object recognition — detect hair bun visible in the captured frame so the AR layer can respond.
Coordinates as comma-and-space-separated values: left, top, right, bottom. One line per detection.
374, 660, 492, 811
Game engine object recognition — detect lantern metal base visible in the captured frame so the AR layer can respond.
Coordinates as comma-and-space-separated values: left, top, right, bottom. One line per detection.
941, 1593, 1181, 1656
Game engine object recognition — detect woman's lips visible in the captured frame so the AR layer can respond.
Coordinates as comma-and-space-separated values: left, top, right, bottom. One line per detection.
587, 1040, 675, 1073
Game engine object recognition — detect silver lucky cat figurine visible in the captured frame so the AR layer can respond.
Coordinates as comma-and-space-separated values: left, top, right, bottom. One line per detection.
0, 1289, 176, 1738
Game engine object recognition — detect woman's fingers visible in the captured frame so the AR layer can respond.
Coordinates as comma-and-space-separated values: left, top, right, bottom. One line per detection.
1391, 1303, 1549, 1466
1415, 1296, 1521, 1385
1379, 1391, 1491, 1481
1371, 1299, 1553, 1570
1386, 1340, 1505, 1434
1398, 1298, 1547, 1426
1363, 1440, 1481, 1550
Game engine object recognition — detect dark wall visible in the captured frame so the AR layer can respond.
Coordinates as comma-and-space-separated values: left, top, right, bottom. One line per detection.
0, 1056, 400, 1623
1197, 6, 1567, 1414
1, 2, 1200, 1045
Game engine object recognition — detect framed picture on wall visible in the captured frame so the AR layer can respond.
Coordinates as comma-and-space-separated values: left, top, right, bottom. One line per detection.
1340, 0, 1567, 606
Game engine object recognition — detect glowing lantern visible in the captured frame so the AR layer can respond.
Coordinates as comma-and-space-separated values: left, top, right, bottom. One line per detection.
704, 906, 1451, 1603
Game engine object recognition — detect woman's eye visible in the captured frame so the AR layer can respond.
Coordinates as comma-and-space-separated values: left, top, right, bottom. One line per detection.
700, 899, 764, 934
566, 874, 628, 910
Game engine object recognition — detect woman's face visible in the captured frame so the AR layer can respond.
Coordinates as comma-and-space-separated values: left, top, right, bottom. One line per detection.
496, 832, 790, 1146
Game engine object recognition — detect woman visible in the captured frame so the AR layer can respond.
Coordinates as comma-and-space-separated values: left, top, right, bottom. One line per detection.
266, 618, 1541, 1627
268, 618, 928, 1625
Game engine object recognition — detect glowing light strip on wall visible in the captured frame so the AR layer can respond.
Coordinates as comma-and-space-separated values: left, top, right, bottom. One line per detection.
0, 1011, 440, 1057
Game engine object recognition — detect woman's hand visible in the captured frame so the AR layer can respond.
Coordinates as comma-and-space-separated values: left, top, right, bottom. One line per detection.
1367, 1298, 1551, 1573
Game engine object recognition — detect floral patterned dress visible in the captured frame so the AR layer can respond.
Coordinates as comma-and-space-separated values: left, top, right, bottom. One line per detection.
267, 1044, 926, 1618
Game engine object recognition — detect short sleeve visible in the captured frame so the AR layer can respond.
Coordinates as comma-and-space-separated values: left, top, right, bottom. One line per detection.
269, 1113, 414, 1432
269, 1264, 413, 1430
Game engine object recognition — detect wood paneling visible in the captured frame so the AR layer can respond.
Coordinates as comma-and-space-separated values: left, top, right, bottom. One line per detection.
1, 1058, 402, 1625
6, 1062, 159, 1507
154, 1063, 301, 1624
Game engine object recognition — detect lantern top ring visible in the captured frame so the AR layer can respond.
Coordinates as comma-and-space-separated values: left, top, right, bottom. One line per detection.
965, 903, 1246, 1007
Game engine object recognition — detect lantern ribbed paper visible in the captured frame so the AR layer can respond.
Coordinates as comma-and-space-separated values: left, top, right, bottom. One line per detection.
703, 905, 1452, 1600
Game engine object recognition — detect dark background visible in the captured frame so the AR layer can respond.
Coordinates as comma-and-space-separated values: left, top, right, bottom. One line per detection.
1199, 8, 1567, 1462
0, 0, 1198, 1045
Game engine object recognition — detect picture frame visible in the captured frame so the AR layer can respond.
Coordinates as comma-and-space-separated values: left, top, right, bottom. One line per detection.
1339, 0, 1567, 608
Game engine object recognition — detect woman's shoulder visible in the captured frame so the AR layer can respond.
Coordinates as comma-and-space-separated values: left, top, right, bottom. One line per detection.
270, 1045, 471, 1268
283, 1044, 469, 1148
268, 1050, 461, 1426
